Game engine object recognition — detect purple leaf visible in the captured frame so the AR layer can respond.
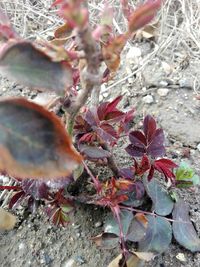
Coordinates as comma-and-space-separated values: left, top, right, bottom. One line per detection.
129, 130, 147, 146
125, 144, 146, 157
119, 167, 134, 179
46, 176, 73, 189
147, 129, 165, 157
85, 108, 100, 127
79, 144, 111, 159
22, 179, 49, 200
95, 126, 116, 143
143, 115, 156, 142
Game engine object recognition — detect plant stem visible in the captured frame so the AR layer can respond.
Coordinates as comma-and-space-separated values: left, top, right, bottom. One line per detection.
65, 25, 102, 135
82, 160, 101, 191
0, 185, 21, 191
112, 206, 128, 256
101, 143, 119, 177
119, 205, 188, 223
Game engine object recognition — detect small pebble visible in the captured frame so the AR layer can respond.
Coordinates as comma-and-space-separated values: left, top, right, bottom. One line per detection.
75, 256, 86, 265
159, 80, 168, 87
179, 78, 192, 88
63, 259, 76, 267
95, 221, 103, 228
176, 253, 187, 262
197, 144, 200, 152
126, 46, 141, 60
18, 243, 25, 250
142, 95, 154, 104
157, 88, 169, 97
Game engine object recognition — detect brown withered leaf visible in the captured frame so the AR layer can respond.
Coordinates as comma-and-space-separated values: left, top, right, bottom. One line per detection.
0, 208, 16, 230
135, 213, 148, 227
102, 34, 128, 77
108, 254, 141, 267
132, 251, 155, 262
135, 22, 160, 40
0, 98, 82, 180
0, 42, 73, 95
54, 23, 73, 39
128, 0, 161, 34
91, 232, 118, 249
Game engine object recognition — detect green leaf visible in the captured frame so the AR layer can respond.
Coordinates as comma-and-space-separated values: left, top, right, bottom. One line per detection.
175, 162, 200, 188
123, 190, 143, 207
175, 162, 193, 180
169, 191, 179, 202
0, 98, 82, 180
172, 199, 200, 252
126, 214, 147, 242
143, 176, 174, 216
104, 210, 133, 236
0, 42, 73, 95
139, 215, 172, 253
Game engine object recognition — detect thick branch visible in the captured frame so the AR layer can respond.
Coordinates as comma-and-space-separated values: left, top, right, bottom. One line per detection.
64, 25, 102, 134
101, 143, 119, 177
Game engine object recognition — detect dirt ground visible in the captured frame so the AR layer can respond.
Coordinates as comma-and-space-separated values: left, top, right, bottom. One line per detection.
0, 0, 200, 267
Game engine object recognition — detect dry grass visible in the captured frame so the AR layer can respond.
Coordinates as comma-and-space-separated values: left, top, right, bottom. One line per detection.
0, 0, 200, 88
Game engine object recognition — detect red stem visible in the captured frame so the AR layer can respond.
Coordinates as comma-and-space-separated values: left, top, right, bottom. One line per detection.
0, 185, 21, 191
119, 205, 187, 223
112, 205, 128, 257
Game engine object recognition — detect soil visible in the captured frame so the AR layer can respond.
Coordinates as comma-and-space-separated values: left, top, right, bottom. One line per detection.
1, 1, 200, 267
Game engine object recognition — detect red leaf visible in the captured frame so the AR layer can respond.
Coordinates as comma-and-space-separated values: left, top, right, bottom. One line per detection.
106, 96, 123, 114
147, 165, 155, 181
134, 155, 150, 176
105, 111, 125, 122
154, 159, 178, 181
0, 8, 18, 40
128, 0, 162, 33
100, 122, 118, 139
9, 191, 25, 209
120, 0, 133, 19
0, 98, 82, 180
0, 42, 73, 94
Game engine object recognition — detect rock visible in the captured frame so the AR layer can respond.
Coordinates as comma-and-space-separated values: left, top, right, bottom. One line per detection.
161, 61, 173, 75
75, 256, 86, 265
197, 143, 200, 152
18, 243, 25, 250
95, 221, 103, 228
157, 88, 169, 97
142, 95, 154, 104
63, 259, 76, 267
179, 78, 193, 88
126, 46, 142, 64
176, 253, 187, 263
159, 80, 168, 87
44, 253, 53, 265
